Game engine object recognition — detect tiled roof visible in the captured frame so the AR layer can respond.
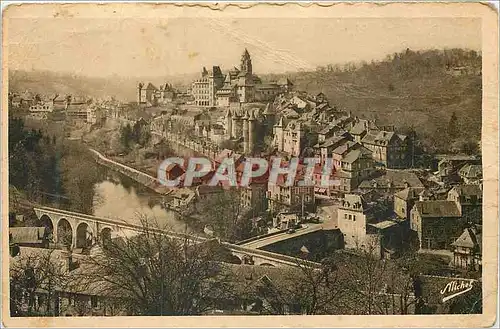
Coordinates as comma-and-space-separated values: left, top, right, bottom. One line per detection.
451, 184, 482, 198
458, 164, 482, 179
342, 147, 372, 163
414, 200, 460, 218
341, 193, 368, 211
394, 187, 426, 201
451, 228, 480, 249
359, 169, 424, 190
332, 141, 358, 155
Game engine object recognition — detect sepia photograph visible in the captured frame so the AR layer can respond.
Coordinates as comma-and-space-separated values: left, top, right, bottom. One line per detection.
1, 2, 498, 327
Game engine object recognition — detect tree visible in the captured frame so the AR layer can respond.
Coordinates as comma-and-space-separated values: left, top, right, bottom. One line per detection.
120, 123, 133, 150
287, 258, 348, 315
83, 216, 229, 315
447, 112, 459, 140
133, 121, 151, 146
195, 189, 254, 243
329, 238, 417, 315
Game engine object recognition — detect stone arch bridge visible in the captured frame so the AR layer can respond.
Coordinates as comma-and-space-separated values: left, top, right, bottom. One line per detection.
33, 206, 322, 269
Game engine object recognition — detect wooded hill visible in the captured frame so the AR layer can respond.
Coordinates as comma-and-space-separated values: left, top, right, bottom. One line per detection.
265, 48, 482, 153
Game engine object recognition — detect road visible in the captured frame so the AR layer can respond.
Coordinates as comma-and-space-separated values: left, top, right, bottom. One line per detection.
240, 224, 324, 249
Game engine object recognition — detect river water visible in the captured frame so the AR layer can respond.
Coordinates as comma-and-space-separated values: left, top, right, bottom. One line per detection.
91, 170, 191, 233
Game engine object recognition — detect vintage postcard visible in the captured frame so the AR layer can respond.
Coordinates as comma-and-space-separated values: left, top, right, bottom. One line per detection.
1, 1, 498, 327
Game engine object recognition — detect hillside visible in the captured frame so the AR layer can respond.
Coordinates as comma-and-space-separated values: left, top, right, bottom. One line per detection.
265, 48, 482, 153
8, 70, 197, 102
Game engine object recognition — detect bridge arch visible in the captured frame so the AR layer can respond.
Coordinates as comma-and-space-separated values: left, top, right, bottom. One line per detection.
259, 263, 275, 267
100, 227, 112, 248
57, 218, 73, 247
40, 214, 54, 234
76, 222, 94, 249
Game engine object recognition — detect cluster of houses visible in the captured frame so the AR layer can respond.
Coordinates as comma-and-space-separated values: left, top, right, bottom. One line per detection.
9, 91, 105, 125
138, 70, 483, 271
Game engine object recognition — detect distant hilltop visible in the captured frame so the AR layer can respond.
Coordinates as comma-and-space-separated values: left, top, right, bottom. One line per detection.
8, 70, 198, 102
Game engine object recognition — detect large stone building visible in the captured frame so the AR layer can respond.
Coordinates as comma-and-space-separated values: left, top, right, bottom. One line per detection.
223, 104, 276, 154
192, 66, 225, 107
361, 129, 409, 169
137, 82, 177, 107
192, 49, 287, 108
272, 118, 305, 156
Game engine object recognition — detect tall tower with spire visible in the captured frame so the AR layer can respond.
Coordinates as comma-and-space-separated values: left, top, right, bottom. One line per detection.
240, 48, 253, 75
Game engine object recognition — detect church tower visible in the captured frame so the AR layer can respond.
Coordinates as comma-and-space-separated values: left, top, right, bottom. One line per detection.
240, 48, 253, 75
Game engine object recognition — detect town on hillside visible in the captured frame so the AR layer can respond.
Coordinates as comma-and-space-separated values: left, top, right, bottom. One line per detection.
7, 13, 486, 320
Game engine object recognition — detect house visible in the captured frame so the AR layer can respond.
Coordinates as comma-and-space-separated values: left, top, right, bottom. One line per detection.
410, 200, 463, 251
209, 264, 305, 315
315, 135, 351, 163
10, 227, 50, 248
137, 82, 160, 107
361, 130, 409, 168
451, 226, 482, 271
331, 142, 375, 194
273, 212, 299, 230
458, 164, 482, 184
166, 187, 196, 213
447, 184, 483, 224
29, 102, 54, 113
358, 169, 424, 195
272, 118, 305, 156
393, 187, 426, 220
11, 95, 22, 107
10, 247, 128, 316
255, 83, 281, 102
349, 119, 378, 143
289, 95, 311, 112
434, 154, 479, 184
337, 193, 400, 258
267, 172, 315, 215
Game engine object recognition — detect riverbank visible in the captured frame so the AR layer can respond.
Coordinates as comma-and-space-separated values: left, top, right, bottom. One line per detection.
89, 148, 172, 196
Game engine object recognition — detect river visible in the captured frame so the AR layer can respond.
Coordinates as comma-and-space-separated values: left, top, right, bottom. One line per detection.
91, 169, 192, 233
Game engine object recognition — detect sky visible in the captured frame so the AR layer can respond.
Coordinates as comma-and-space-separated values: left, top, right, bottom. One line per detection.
7, 17, 481, 78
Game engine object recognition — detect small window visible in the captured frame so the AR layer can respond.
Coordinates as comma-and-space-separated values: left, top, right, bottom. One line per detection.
348, 215, 352, 220
353, 215, 356, 221
344, 214, 348, 219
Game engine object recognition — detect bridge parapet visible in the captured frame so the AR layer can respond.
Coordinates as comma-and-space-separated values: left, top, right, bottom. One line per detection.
34, 206, 321, 269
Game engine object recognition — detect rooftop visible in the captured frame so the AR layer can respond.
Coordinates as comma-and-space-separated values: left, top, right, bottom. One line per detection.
359, 169, 424, 190
414, 200, 461, 218
10, 227, 47, 244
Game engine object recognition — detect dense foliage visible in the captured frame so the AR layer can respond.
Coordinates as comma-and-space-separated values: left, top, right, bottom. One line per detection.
8, 117, 104, 215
